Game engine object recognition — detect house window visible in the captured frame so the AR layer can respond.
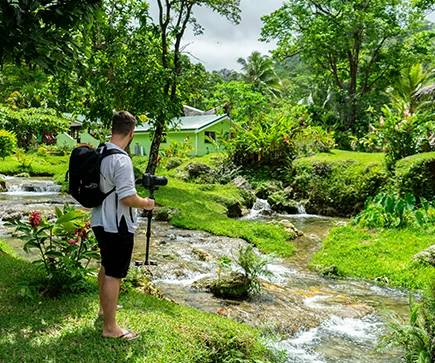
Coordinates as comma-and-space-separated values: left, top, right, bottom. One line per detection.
205, 131, 216, 143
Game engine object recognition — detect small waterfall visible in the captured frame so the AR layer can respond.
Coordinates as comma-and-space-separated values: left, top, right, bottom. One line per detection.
297, 202, 307, 215
243, 198, 272, 219
2, 179, 61, 196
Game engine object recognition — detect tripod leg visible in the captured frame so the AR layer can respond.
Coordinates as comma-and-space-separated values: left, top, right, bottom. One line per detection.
144, 210, 153, 265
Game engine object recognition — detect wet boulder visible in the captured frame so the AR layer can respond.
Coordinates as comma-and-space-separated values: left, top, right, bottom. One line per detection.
210, 272, 251, 299
226, 201, 243, 218
1, 212, 23, 222
192, 248, 211, 262
0, 178, 6, 192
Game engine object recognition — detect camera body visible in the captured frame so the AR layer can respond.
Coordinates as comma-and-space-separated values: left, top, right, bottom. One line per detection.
142, 173, 168, 190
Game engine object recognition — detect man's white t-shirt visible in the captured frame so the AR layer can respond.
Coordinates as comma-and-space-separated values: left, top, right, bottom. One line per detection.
91, 142, 138, 233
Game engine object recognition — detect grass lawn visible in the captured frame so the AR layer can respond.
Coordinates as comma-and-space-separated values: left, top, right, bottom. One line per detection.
0, 248, 281, 362
297, 149, 385, 164
310, 225, 435, 290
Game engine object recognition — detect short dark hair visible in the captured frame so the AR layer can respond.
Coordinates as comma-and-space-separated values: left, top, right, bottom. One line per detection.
112, 111, 137, 136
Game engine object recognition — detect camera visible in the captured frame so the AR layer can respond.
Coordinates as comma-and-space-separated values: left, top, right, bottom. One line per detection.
141, 173, 168, 189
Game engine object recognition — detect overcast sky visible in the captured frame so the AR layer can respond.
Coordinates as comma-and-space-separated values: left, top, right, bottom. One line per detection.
148, 1, 435, 72
147, 0, 285, 72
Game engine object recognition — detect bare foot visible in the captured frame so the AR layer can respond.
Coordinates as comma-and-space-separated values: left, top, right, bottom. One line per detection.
101, 328, 139, 340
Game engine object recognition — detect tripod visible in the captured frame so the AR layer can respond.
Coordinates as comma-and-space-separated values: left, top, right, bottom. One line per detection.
144, 186, 158, 266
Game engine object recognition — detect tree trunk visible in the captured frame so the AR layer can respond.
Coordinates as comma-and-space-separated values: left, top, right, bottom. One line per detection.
146, 120, 165, 175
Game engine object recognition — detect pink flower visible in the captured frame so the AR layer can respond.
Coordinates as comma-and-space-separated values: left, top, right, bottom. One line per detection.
29, 212, 42, 227
68, 239, 78, 245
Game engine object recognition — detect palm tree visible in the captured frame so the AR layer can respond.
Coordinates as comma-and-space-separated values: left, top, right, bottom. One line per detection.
237, 51, 281, 98
386, 64, 434, 114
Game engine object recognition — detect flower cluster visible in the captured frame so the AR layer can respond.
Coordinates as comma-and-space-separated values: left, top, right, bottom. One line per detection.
29, 212, 42, 227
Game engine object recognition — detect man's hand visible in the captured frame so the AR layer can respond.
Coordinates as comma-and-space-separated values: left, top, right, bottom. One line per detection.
122, 194, 155, 210
142, 197, 154, 211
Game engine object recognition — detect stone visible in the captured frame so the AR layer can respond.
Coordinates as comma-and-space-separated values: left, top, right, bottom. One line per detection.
413, 245, 435, 267
1, 212, 23, 222
232, 176, 252, 190
226, 201, 243, 218
192, 248, 211, 262
210, 273, 251, 299
185, 162, 211, 177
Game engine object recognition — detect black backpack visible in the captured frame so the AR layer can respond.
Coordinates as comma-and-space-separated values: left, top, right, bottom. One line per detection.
66, 144, 124, 208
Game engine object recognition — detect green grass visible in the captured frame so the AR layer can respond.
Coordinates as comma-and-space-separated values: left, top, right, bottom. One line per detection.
0, 154, 69, 176
310, 225, 435, 289
297, 149, 385, 164
0, 251, 282, 362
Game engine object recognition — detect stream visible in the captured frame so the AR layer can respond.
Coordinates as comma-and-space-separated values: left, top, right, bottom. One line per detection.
0, 177, 407, 362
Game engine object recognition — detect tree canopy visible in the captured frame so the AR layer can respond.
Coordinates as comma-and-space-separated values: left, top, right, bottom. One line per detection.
261, 0, 435, 130
0, 0, 101, 71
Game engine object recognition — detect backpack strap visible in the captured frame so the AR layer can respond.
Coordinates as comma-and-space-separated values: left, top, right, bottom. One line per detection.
99, 143, 126, 202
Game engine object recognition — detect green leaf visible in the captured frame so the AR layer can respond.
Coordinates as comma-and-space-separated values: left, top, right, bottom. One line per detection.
44, 251, 64, 258
405, 193, 416, 210
56, 211, 84, 224
55, 206, 63, 218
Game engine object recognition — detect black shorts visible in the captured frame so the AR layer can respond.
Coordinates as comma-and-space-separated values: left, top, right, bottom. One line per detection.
92, 217, 134, 278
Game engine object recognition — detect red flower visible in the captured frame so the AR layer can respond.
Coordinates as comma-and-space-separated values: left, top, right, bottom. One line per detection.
68, 239, 78, 245
29, 212, 42, 227
48, 257, 55, 263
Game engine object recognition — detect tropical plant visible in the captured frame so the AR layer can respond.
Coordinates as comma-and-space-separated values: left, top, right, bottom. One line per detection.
237, 51, 281, 98
352, 193, 435, 230
235, 244, 274, 295
386, 64, 435, 114
381, 285, 435, 362
6, 205, 99, 298
0, 129, 17, 159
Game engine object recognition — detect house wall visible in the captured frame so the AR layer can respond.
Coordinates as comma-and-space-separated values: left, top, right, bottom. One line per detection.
56, 131, 99, 148
131, 120, 231, 156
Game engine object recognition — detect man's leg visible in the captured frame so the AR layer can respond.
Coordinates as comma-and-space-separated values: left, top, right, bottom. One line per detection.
100, 274, 123, 337
97, 265, 105, 316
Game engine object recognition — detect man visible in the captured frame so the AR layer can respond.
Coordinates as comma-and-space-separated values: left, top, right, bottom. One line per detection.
91, 111, 154, 340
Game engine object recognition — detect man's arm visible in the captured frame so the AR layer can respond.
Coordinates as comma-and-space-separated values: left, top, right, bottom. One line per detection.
121, 194, 154, 210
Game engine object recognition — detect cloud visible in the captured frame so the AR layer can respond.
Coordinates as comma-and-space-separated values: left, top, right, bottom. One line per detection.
147, 0, 284, 71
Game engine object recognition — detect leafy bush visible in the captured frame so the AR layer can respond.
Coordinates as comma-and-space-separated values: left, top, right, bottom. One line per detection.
394, 152, 435, 201
381, 286, 435, 362
0, 106, 70, 148
6, 204, 99, 298
292, 150, 388, 216
226, 108, 334, 173
0, 129, 17, 159
351, 106, 434, 169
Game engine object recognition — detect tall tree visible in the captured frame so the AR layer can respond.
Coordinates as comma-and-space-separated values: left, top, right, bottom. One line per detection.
237, 51, 281, 98
0, 0, 102, 71
146, 0, 241, 175
261, 0, 435, 130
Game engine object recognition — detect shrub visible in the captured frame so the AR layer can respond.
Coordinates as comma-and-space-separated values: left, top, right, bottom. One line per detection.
0, 129, 17, 159
292, 150, 388, 216
0, 106, 70, 149
5, 204, 99, 298
226, 108, 335, 176
394, 152, 435, 201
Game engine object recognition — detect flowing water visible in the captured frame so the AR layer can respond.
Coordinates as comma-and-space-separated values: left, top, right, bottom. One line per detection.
0, 180, 408, 362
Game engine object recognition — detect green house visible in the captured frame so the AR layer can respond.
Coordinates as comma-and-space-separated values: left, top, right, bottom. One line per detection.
131, 113, 232, 156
